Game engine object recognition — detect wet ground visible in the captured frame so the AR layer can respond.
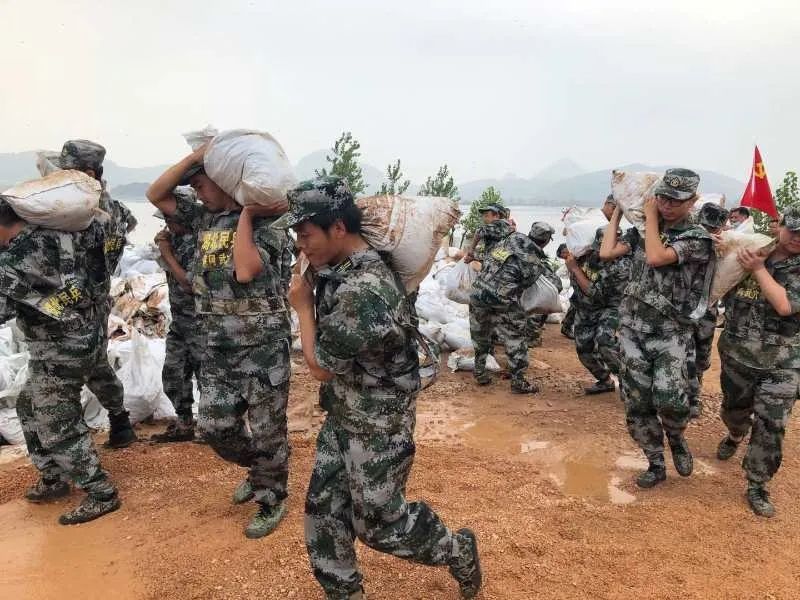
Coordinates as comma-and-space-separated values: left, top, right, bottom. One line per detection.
2, 327, 800, 599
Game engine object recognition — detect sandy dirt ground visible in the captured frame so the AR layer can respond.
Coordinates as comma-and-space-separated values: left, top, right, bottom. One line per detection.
2, 326, 800, 600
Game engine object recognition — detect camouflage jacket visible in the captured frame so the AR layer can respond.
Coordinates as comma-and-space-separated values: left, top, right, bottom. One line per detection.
620, 221, 714, 334
173, 192, 291, 348
158, 231, 196, 319
570, 250, 631, 312
470, 224, 545, 309
0, 225, 100, 357
314, 248, 420, 434
99, 186, 137, 278
719, 253, 800, 369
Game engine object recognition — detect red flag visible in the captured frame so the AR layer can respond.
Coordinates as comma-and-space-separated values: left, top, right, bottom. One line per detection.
740, 145, 777, 218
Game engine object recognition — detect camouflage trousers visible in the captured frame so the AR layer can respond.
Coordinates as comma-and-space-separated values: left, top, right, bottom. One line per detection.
16, 345, 116, 497
84, 299, 126, 417
198, 339, 290, 507
305, 416, 468, 599
162, 314, 203, 420
720, 351, 799, 484
561, 305, 576, 338
687, 313, 716, 410
525, 314, 546, 347
574, 306, 620, 382
470, 303, 529, 381
619, 325, 693, 468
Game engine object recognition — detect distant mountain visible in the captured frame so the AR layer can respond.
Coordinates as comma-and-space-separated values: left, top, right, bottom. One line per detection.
111, 182, 150, 199
532, 158, 585, 183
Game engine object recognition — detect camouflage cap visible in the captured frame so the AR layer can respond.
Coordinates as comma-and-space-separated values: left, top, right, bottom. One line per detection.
697, 203, 730, 229
781, 205, 800, 232
653, 168, 700, 201
604, 193, 616, 205
273, 176, 354, 229
153, 209, 165, 220
58, 139, 106, 172
529, 221, 555, 242
178, 163, 206, 186
478, 204, 503, 214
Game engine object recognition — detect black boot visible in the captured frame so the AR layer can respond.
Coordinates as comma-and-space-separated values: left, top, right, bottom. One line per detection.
584, 378, 615, 395
668, 434, 693, 477
746, 481, 775, 518
150, 417, 195, 443
449, 528, 482, 599
716, 435, 740, 461
59, 492, 121, 525
104, 411, 137, 449
25, 478, 70, 503
636, 459, 667, 489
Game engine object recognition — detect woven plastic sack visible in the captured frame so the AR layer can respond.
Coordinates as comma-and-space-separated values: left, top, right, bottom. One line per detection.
611, 170, 661, 231
521, 275, 562, 315
3, 170, 102, 231
443, 261, 478, 304
709, 231, 775, 304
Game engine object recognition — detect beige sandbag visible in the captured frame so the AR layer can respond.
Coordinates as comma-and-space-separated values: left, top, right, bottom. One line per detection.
357, 195, 461, 292
611, 170, 660, 231
709, 231, 775, 304
2, 170, 102, 231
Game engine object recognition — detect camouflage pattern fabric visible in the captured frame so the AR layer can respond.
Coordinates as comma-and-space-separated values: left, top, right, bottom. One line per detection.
717, 253, 800, 484
618, 219, 713, 464
160, 231, 202, 419
687, 306, 717, 409
305, 247, 467, 598
172, 192, 292, 507
560, 304, 576, 338
0, 225, 115, 496
469, 223, 544, 383
571, 249, 630, 381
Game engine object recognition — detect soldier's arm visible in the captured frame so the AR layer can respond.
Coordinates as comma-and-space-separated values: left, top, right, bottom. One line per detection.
146, 146, 205, 217
739, 249, 795, 317
565, 256, 591, 294
643, 199, 678, 267
155, 230, 191, 293
599, 207, 630, 260
289, 274, 334, 382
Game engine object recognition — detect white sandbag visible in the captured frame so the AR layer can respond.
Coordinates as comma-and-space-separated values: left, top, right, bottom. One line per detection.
734, 216, 755, 234
358, 195, 461, 292
441, 321, 473, 351
565, 217, 606, 258
109, 332, 167, 424
117, 244, 162, 278
0, 407, 24, 445
2, 170, 102, 231
521, 276, 563, 315
562, 207, 604, 228
183, 125, 218, 151
0, 352, 29, 402
709, 231, 774, 304
611, 170, 661, 231
443, 261, 478, 304
446, 349, 501, 373
416, 295, 452, 325
418, 321, 446, 346
197, 129, 297, 207
546, 312, 565, 324
81, 387, 109, 430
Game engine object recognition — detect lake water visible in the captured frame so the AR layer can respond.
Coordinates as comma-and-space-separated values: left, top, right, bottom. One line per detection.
126, 201, 584, 256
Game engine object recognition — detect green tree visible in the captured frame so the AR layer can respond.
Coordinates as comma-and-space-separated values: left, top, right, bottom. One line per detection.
752, 170, 799, 233
378, 159, 410, 195
418, 164, 459, 199
315, 131, 367, 195
459, 186, 506, 247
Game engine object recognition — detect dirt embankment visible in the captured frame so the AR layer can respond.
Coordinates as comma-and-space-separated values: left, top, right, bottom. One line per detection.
2, 327, 799, 599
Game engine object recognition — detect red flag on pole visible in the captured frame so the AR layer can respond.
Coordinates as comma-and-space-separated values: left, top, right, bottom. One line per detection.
740, 145, 777, 218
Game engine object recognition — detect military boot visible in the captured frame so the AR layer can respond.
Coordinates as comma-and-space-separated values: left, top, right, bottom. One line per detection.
449, 528, 482, 599
584, 378, 615, 395
244, 501, 288, 539
746, 481, 775, 518
104, 411, 137, 449
150, 417, 195, 443
716, 435, 740, 461
668, 434, 693, 477
232, 479, 255, 505
636, 460, 667, 489
59, 492, 121, 525
511, 377, 539, 394
25, 478, 70, 503
474, 372, 493, 386
327, 589, 366, 600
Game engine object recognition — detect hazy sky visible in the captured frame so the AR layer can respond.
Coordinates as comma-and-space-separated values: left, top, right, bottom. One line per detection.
1, 0, 798, 183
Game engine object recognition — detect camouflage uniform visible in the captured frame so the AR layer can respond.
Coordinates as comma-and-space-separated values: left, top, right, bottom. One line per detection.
58, 141, 137, 420
571, 233, 631, 383
469, 220, 545, 389
619, 171, 714, 472
158, 229, 202, 422
172, 192, 292, 509
0, 223, 116, 499
273, 177, 479, 599
718, 250, 800, 486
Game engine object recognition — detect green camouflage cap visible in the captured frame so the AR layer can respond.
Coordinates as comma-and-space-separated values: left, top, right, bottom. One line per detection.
605, 193, 616, 205
697, 203, 730, 229
58, 139, 106, 172
178, 163, 205, 186
653, 168, 700, 201
478, 204, 503, 214
781, 205, 800, 232
272, 176, 354, 229
529, 221, 555, 242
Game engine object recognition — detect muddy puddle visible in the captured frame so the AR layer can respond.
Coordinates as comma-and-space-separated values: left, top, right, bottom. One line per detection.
461, 416, 637, 505
0, 499, 141, 599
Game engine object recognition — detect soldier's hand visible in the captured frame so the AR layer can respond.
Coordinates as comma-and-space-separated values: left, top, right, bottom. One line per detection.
737, 247, 767, 272
154, 228, 171, 246
462, 252, 474, 263
189, 143, 208, 163
643, 196, 658, 219
288, 274, 314, 310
